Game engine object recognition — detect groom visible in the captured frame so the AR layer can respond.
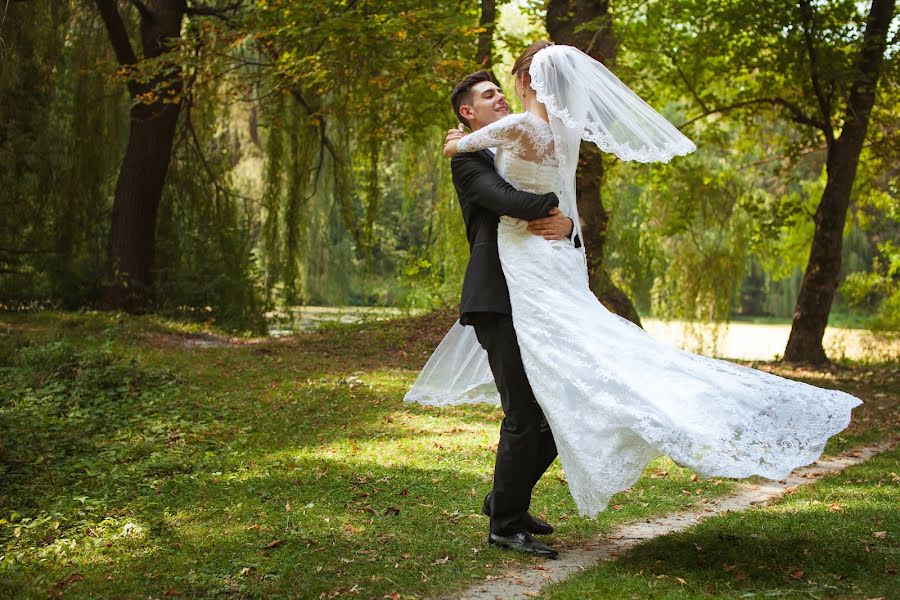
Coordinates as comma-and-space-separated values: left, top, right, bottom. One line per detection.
446, 70, 579, 559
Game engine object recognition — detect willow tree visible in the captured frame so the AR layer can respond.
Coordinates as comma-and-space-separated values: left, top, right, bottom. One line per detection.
1, 2, 124, 304
95, 0, 243, 310
249, 0, 479, 293
635, 0, 897, 363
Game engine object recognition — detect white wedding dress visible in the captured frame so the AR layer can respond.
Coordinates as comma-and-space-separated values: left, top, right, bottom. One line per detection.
405, 46, 863, 517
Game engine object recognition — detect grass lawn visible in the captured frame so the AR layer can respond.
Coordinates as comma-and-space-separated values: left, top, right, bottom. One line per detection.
1, 310, 897, 599
544, 445, 899, 599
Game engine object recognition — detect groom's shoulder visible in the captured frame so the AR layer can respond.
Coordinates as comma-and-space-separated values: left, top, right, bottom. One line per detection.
451, 151, 493, 177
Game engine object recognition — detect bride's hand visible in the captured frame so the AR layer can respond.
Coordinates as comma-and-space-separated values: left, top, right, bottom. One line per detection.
443, 124, 466, 158
442, 139, 460, 158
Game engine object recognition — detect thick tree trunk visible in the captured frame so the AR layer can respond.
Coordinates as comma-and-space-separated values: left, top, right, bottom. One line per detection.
476, 0, 496, 71
97, 0, 185, 310
546, 0, 642, 327
783, 0, 894, 363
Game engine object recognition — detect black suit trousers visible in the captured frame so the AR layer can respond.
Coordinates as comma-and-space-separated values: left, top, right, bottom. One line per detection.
469, 312, 558, 535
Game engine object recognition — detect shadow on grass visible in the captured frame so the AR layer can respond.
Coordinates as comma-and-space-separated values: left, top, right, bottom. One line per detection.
1, 456, 516, 599
545, 449, 900, 600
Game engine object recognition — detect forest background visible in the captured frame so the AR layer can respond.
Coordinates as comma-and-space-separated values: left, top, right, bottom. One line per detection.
1, 0, 897, 364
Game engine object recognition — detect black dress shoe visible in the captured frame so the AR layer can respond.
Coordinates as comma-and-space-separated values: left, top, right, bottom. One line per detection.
481, 492, 554, 535
488, 531, 559, 559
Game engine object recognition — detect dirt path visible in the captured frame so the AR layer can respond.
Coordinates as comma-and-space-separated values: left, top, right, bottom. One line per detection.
451, 436, 898, 600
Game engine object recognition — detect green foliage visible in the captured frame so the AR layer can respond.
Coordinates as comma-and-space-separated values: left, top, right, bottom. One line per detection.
600, 0, 898, 328
841, 240, 900, 332
0, 4, 126, 306
1, 0, 895, 333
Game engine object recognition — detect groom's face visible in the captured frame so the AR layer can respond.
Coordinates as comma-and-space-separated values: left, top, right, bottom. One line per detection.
463, 81, 509, 131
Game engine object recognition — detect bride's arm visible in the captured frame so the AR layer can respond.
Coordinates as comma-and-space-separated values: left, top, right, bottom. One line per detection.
443, 115, 525, 158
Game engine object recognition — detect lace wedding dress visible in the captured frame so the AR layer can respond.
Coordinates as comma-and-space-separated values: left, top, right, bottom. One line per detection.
406, 46, 863, 517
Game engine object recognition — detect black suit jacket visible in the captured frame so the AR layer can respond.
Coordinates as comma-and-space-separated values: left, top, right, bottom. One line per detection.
452, 149, 579, 325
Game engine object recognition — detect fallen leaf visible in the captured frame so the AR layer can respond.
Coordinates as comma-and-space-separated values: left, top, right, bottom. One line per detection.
873, 531, 887, 539
264, 539, 284, 549
285, 501, 291, 512
733, 572, 748, 582
384, 507, 401, 516
790, 569, 804, 579
722, 563, 737, 572
523, 592, 540, 598
611, 504, 623, 510
432, 556, 450, 565
48, 573, 84, 597
675, 576, 687, 584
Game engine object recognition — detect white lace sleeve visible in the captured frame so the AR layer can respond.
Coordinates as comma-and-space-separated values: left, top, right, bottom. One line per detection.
457, 114, 528, 153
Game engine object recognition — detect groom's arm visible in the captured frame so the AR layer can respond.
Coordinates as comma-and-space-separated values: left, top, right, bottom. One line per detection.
451, 154, 558, 220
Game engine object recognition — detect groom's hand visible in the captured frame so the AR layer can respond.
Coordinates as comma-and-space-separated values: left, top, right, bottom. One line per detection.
527, 207, 574, 241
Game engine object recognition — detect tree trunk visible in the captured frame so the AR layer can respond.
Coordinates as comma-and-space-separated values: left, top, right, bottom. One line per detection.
476, 0, 496, 73
97, 0, 185, 310
546, 0, 642, 327
783, 0, 894, 363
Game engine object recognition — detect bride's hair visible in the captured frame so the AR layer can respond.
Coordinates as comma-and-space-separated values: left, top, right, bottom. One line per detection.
511, 40, 553, 80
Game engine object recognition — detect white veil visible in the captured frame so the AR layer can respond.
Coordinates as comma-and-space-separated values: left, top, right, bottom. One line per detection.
404, 44, 696, 407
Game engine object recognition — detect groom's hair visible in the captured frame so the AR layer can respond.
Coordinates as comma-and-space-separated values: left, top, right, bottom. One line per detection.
451, 70, 500, 128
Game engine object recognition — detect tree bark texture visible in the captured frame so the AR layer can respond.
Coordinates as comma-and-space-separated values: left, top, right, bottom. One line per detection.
97, 0, 185, 310
476, 0, 496, 71
546, 0, 642, 326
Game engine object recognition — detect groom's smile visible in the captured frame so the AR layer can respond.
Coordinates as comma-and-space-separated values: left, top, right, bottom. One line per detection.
466, 80, 509, 129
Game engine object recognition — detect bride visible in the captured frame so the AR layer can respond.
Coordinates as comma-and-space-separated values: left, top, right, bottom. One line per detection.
406, 41, 862, 518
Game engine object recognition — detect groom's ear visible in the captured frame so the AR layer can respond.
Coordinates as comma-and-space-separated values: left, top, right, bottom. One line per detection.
458, 104, 475, 127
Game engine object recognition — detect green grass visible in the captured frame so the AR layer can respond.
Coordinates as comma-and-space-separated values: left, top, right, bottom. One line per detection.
0, 311, 896, 599
544, 446, 900, 600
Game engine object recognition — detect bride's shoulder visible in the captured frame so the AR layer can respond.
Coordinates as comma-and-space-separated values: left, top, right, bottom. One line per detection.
486, 112, 535, 135
504, 112, 532, 126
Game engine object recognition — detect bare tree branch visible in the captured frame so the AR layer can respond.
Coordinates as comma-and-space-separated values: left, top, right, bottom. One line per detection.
186, 0, 243, 21
662, 47, 709, 114
129, 0, 151, 21
680, 97, 827, 131
798, 0, 835, 145
95, 0, 138, 67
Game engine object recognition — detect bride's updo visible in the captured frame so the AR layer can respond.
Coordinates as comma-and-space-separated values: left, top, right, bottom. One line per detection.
511, 40, 553, 80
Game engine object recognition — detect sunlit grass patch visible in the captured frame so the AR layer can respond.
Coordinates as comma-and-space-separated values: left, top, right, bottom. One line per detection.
544, 447, 899, 600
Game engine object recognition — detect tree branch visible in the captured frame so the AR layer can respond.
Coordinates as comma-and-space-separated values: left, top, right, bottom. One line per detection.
286, 88, 340, 164
839, 0, 895, 143
186, 0, 243, 21
95, 0, 138, 66
680, 97, 827, 131
129, 0, 151, 21
798, 0, 834, 145
663, 47, 709, 114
